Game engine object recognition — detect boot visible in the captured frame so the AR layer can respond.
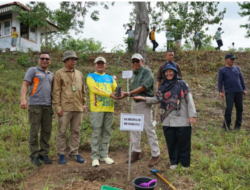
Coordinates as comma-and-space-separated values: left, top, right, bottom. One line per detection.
148, 156, 160, 167
126, 152, 141, 163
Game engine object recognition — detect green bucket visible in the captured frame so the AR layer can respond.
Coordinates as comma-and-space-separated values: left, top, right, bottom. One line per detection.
101, 185, 123, 190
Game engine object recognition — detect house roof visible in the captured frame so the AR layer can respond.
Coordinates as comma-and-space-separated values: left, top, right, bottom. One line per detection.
0, 1, 59, 34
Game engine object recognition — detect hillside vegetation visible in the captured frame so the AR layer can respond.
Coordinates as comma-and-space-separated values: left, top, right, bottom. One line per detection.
0, 50, 250, 190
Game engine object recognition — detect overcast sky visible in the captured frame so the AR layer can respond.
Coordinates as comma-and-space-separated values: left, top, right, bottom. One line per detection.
1, 1, 249, 52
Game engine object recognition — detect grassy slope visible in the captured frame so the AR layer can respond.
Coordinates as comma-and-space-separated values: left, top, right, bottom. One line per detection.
0, 50, 250, 189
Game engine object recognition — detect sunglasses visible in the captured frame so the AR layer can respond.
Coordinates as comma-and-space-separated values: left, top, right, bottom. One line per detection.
69, 58, 78, 62
230, 58, 235, 61
39, 58, 50, 61
132, 60, 140, 64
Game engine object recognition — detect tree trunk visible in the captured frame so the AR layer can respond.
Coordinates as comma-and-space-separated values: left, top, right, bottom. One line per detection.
133, 2, 149, 64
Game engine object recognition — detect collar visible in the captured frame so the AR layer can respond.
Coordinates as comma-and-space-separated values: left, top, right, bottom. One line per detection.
134, 66, 144, 74
94, 72, 105, 75
64, 67, 75, 72
37, 66, 50, 74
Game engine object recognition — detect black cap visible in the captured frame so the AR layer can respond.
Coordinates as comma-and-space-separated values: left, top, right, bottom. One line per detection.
225, 53, 236, 60
218, 27, 222, 30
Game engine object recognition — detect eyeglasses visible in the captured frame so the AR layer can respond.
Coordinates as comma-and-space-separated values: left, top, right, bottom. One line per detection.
132, 60, 140, 64
39, 58, 50, 61
69, 58, 78, 62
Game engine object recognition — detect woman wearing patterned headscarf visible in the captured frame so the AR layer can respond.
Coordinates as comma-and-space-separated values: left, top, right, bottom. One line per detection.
132, 63, 197, 170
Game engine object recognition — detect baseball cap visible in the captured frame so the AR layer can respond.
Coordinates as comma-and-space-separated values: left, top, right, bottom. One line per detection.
131, 53, 143, 60
225, 53, 236, 60
163, 62, 178, 73
94, 57, 106, 64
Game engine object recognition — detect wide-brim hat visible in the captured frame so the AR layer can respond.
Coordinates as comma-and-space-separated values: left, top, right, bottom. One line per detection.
62, 50, 78, 62
163, 62, 178, 73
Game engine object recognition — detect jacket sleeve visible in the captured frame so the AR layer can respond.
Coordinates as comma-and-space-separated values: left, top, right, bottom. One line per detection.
86, 76, 111, 97
186, 92, 197, 118
145, 96, 160, 104
112, 78, 117, 92
238, 67, 246, 90
218, 69, 223, 92
82, 74, 87, 106
140, 69, 154, 90
52, 72, 62, 112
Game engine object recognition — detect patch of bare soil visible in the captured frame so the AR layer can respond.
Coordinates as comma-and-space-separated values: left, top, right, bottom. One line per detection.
4, 150, 195, 190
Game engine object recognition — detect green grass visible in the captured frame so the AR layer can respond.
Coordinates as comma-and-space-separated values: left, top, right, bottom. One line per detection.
1, 50, 250, 189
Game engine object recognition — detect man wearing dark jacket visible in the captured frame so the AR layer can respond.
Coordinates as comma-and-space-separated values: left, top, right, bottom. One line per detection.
218, 53, 247, 130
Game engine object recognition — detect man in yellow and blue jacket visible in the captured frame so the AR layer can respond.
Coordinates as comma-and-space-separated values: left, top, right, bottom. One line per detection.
87, 56, 117, 167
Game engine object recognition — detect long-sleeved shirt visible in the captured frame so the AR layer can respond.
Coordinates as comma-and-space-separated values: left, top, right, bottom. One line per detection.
150, 30, 155, 41
52, 67, 86, 112
218, 66, 246, 93
146, 92, 197, 127
87, 72, 117, 112
131, 66, 154, 97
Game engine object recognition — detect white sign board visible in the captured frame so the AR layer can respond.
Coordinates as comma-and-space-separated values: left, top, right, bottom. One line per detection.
122, 70, 133, 79
120, 113, 144, 131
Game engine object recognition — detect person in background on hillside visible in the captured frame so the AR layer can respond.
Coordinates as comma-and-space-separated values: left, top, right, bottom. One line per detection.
150, 26, 159, 52
132, 63, 196, 170
194, 30, 202, 50
215, 27, 224, 50
125, 25, 135, 53
11, 27, 18, 47
120, 53, 160, 167
52, 50, 86, 165
153, 50, 182, 124
166, 28, 174, 50
218, 53, 247, 131
87, 57, 118, 167
20, 52, 54, 166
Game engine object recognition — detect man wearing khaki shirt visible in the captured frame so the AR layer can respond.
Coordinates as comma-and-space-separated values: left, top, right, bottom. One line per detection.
52, 50, 86, 165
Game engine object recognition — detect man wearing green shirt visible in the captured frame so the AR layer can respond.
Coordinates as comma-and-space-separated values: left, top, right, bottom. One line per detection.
121, 54, 160, 167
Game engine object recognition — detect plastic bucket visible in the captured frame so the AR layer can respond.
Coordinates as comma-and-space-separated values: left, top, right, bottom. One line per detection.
133, 177, 157, 190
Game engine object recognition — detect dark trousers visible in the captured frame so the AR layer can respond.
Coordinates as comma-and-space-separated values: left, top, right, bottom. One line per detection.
216, 40, 223, 50
28, 105, 53, 158
163, 126, 192, 167
151, 40, 159, 51
223, 92, 243, 130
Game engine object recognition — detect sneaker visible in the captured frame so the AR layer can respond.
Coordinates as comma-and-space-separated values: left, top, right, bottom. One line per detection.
92, 159, 100, 167
126, 152, 141, 163
182, 166, 189, 171
59, 154, 66, 165
39, 155, 52, 164
148, 156, 160, 167
170, 165, 178, 170
69, 154, 85, 163
99, 157, 114, 165
31, 156, 41, 166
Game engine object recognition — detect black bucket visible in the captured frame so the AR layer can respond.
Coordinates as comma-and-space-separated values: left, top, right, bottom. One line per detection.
133, 177, 157, 190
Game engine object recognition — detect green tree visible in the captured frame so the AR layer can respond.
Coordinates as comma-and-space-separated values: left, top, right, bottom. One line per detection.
238, 2, 250, 38
44, 37, 105, 53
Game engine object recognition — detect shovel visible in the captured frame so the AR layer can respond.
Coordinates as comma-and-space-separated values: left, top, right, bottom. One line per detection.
150, 169, 177, 190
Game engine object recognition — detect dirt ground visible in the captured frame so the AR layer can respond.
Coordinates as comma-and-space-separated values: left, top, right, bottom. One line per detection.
4, 149, 195, 190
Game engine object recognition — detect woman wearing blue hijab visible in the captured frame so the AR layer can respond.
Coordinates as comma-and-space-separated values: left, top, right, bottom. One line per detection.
132, 63, 197, 170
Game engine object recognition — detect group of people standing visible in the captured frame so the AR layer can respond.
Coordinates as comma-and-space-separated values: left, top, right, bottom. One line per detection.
20, 49, 246, 171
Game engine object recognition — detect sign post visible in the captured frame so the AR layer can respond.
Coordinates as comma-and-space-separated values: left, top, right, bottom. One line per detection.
122, 71, 133, 101
120, 113, 144, 181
